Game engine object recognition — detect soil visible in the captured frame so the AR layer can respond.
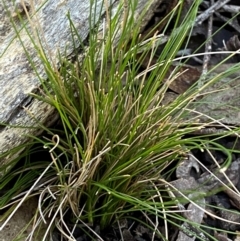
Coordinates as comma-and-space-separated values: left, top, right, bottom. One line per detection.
0, 197, 47, 241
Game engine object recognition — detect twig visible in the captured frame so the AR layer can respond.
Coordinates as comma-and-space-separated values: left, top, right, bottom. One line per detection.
195, 0, 231, 25
222, 4, 240, 13
201, 0, 214, 80
214, 11, 240, 35
201, 1, 240, 34
199, 0, 214, 88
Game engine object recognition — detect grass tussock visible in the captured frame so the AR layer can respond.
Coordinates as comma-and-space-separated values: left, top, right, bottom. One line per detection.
1, 0, 240, 240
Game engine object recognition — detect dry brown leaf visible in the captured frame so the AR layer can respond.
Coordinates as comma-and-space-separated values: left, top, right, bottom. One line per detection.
224, 35, 240, 51
164, 65, 201, 94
